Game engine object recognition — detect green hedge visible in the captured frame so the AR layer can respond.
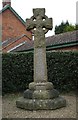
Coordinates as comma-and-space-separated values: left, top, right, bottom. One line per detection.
47, 52, 78, 92
2, 52, 78, 95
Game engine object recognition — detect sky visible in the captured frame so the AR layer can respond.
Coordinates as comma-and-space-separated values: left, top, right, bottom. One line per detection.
0, 0, 77, 36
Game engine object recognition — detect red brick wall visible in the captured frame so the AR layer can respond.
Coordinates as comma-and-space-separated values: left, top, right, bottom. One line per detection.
1, 9, 32, 41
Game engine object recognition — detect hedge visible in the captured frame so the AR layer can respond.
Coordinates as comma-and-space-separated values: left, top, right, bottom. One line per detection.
2, 52, 78, 95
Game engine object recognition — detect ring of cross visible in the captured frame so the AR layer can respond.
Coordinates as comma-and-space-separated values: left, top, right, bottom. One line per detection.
30, 15, 49, 34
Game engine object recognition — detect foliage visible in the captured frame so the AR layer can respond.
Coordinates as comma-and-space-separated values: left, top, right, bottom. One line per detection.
2, 52, 33, 94
2, 52, 78, 95
76, 24, 78, 30
47, 52, 78, 92
55, 21, 77, 34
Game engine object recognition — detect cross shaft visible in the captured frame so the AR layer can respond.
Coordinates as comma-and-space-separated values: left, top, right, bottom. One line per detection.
26, 8, 53, 83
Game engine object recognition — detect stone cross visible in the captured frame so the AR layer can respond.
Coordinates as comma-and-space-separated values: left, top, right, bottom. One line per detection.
16, 8, 66, 110
26, 8, 52, 84
26, 8, 52, 48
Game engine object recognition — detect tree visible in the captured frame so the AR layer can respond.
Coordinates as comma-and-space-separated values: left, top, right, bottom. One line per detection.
55, 21, 76, 35
76, 24, 78, 30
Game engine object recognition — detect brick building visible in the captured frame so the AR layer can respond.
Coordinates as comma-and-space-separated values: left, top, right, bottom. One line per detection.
0, 0, 78, 52
10, 30, 78, 52
0, 0, 32, 52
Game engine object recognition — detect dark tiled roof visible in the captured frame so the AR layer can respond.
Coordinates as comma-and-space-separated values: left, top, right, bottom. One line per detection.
46, 30, 78, 46
12, 40, 34, 52
2, 34, 31, 48
11, 30, 78, 52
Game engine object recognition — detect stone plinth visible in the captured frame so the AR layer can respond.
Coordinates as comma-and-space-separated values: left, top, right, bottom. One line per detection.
16, 81, 66, 110
16, 96, 66, 110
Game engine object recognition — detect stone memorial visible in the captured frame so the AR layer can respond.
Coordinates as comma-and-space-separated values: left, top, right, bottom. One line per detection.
16, 8, 66, 110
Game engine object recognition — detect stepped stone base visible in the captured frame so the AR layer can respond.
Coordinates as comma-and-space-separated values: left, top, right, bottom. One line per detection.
23, 89, 59, 99
16, 96, 66, 110
16, 82, 66, 110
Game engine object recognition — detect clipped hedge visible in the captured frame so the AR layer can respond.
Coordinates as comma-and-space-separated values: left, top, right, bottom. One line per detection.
2, 52, 78, 94
47, 52, 78, 92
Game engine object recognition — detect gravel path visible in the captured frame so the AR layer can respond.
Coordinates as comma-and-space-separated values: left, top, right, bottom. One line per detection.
2, 92, 77, 118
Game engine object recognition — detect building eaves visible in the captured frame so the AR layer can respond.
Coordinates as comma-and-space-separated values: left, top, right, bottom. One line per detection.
7, 41, 27, 53
3, 30, 78, 52
10, 40, 34, 52
11, 39, 78, 52
0, 4, 26, 25
11, 30, 78, 52
2, 34, 32, 49
46, 41, 78, 50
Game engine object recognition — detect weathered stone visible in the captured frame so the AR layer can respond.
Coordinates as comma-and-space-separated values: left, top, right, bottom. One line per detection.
26, 8, 52, 93
23, 89, 34, 99
23, 89, 59, 99
16, 8, 66, 110
16, 97, 66, 110
29, 82, 53, 90
33, 89, 59, 99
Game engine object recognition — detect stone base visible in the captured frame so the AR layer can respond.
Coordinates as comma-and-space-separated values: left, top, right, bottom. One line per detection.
16, 82, 66, 110
23, 89, 59, 99
16, 96, 66, 110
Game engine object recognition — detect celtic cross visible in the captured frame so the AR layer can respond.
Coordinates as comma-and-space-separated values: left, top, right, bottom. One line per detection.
26, 8, 53, 83
16, 8, 66, 110
26, 8, 53, 48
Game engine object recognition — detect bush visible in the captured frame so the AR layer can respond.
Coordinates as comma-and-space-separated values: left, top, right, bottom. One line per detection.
2, 52, 78, 95
2, 52, 33, 95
